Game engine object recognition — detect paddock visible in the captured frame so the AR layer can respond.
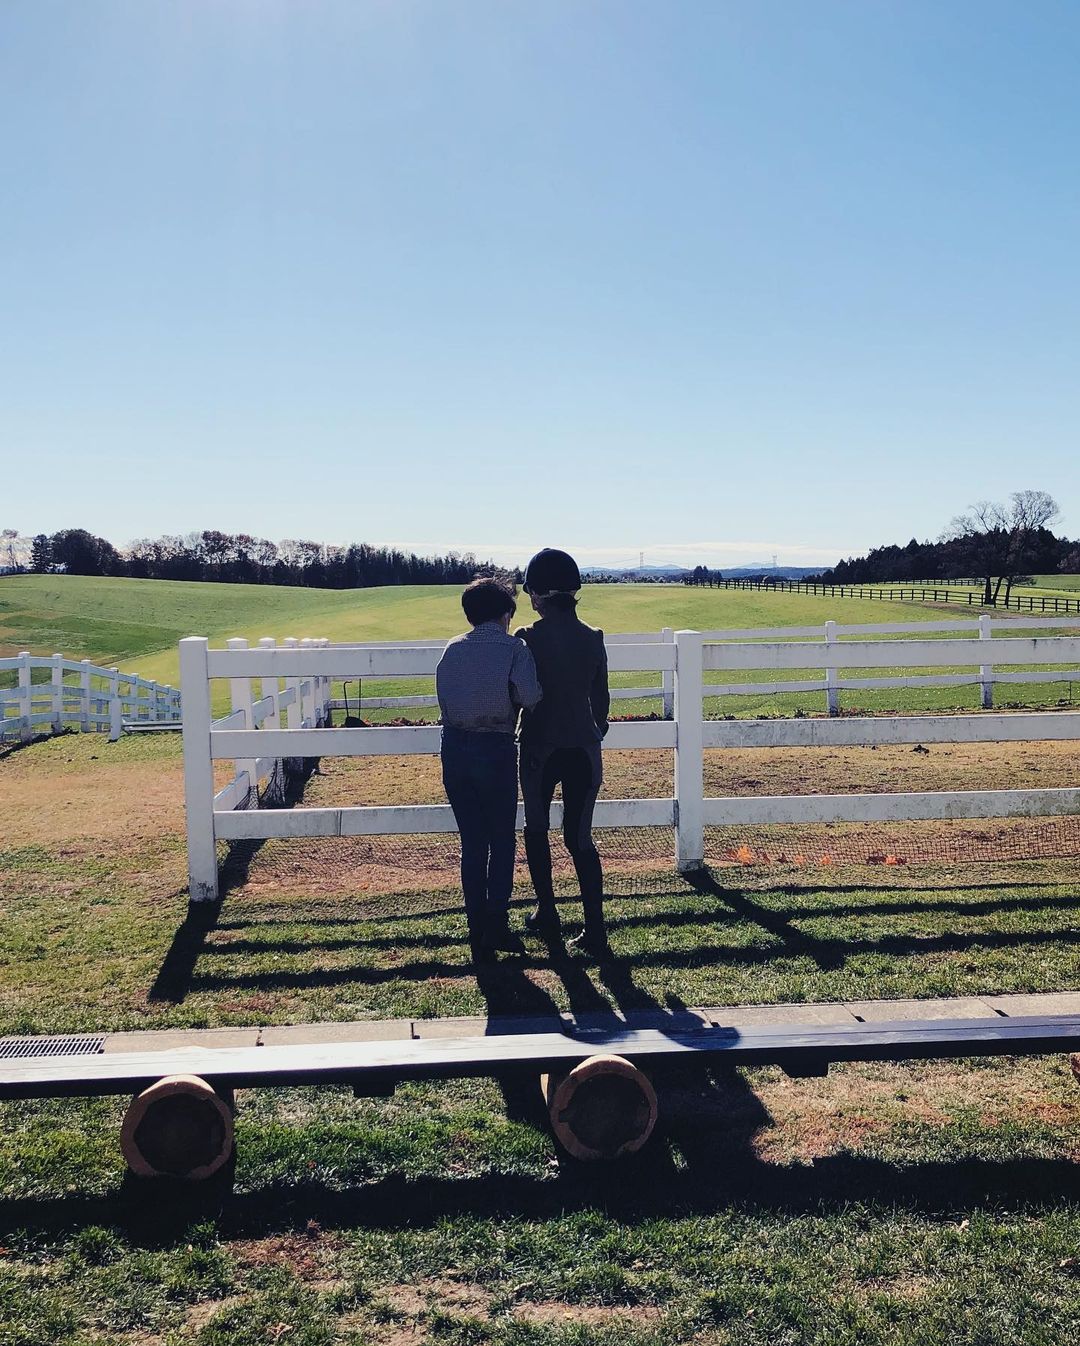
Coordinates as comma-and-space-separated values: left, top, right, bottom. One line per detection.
180, 620, 1080, 902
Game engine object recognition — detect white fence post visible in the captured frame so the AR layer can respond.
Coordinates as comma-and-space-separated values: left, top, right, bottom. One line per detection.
825, 620, 840, 716
661, 627, 675, 719
674, 630, 704, 872
108, 667, 122, 742
258, 637, 280, 729
283, 637, 301, 730
319, 637, 330, 724
300, 638, 314, 725
227, 637, 258, 802
17, 651, 31, 741
80, 659, 92, 731
51, 654, 64, 733
979, 613, 994, 709
180, 637, 219, 903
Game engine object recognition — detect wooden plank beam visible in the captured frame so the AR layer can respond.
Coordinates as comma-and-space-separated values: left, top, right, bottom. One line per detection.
3, 1014, 1079, 1100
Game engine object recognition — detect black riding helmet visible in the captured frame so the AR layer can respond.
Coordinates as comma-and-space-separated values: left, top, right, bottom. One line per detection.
522, 548, 581, 597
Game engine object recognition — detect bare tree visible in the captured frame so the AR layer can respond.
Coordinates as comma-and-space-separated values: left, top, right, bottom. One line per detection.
944, 490, 1060, 605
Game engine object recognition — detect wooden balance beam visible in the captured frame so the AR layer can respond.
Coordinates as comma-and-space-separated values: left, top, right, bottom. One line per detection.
4, 1013, 1080, 1177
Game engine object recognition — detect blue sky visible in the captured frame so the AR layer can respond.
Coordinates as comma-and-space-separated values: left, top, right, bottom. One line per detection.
2, 1, 1077, 570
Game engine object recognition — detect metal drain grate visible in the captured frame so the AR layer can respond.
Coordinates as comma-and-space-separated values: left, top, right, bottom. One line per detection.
0, 1034, 106, 1060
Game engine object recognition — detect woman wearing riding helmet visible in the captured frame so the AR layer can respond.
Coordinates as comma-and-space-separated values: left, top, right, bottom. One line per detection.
515, 548, 612, 958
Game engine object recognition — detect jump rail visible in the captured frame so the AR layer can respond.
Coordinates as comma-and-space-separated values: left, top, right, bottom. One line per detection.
180, 628, 1080, 902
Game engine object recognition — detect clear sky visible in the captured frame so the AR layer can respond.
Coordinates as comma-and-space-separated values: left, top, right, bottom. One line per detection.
2, 1, 1077, 570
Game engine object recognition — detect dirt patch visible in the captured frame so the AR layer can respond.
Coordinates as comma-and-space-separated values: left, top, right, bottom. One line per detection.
302, 741, 1080, 810
233, 1228, 343, 1284
185, 1297, 244, 1331
380, 1279, 494, 1319
367, 1280, 495, 1342
514, 1301, 663, 1327
369, 1282, 661, 1343
0, 740, 236, 849
365, 1321, 425, 1346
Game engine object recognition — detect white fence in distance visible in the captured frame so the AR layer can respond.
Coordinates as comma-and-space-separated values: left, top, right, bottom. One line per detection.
0, 653, 181, 744
180, 627, 1080, 902
338, 615, 1080, 716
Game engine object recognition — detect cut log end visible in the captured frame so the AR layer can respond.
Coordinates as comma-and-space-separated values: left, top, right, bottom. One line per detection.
120, 1075, 234, 1181
542, 1054, 658, 1161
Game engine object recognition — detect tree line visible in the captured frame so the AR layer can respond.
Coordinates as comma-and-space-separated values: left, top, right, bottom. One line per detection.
22, 528, 508, 589
813, 491, 1078, 605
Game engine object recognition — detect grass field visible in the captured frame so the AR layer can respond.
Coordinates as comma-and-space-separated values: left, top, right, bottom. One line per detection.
0, 575, 983, 675
3, 578, 1080, 1344
1031, 574, 1080, 592
4, 575, 1079, 723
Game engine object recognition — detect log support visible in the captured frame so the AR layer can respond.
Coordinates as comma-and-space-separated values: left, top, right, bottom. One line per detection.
541, 1054, 658, 1161
120, 1075, 235, 1181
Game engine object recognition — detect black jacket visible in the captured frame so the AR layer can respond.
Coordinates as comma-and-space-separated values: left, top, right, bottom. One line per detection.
514, 611, 609, 750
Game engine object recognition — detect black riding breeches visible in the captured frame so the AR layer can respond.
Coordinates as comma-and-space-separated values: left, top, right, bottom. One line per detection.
519, 742, 604, 907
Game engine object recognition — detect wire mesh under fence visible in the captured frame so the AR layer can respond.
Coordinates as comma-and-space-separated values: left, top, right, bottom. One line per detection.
225, 754, 319, 812
704, 816, 1080, 868
217, 827, 679, 900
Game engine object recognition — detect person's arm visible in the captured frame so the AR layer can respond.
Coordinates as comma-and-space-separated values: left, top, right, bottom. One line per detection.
590, 631, 610, 738
509, 640, 542, 711
435, 648, 451, 721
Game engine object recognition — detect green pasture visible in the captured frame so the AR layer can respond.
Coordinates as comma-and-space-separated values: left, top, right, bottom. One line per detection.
0, 574, 981, 678
6, 574, 1079, 722
842, 579, 1080, 604
1030, 573, 1080, 592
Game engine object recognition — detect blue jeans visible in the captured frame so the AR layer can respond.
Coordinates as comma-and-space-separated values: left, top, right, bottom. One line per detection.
441, 728, 518, 941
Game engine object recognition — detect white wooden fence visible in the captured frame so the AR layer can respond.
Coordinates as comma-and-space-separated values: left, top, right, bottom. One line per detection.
338, 615, 1080, 716
180, 626, 1080, 902
0, 653, 181, 744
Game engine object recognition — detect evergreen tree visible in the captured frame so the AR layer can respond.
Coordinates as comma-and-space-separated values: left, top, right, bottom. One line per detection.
30, 534, 51, 573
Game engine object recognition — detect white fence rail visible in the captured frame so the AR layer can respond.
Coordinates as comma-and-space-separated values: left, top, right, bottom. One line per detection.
328, 615, 1080, 717
0, 653, 181, 744
180, 626, 1080, 902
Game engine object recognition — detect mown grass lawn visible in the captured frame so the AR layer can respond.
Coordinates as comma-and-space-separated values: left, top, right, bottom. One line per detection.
3, 729, 1080, 1342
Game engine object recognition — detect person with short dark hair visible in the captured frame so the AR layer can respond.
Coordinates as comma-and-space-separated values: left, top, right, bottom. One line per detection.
436, 579, 541, 960
515, 549, 612, 958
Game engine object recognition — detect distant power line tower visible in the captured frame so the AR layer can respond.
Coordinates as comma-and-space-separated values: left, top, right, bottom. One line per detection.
772, 553, 778, 570
639, 551, 644, 568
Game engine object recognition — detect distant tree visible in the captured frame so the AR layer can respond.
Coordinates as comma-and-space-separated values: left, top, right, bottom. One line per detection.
944, 490, 1060, 605
1, 530, 20, 572
30, 534, 51, 572
49, 528, 121, 576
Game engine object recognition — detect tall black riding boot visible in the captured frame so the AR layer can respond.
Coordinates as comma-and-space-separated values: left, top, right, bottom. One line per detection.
567, 898, 612, 959
523, 827, 562, 937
